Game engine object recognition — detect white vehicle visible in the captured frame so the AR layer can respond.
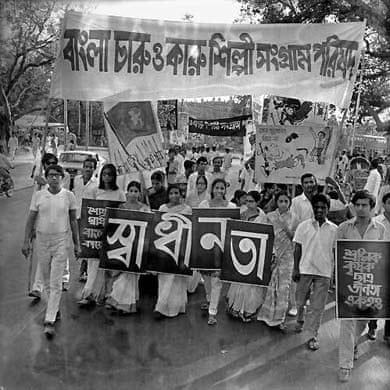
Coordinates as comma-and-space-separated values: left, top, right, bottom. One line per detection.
58, 150, 106, 181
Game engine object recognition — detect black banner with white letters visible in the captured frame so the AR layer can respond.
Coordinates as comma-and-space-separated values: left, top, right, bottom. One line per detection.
190, 208, 240, 270
80, 199, 122, 259
99, 208, 154, 273
221, 219, 274, 286
147, 211, 193, 276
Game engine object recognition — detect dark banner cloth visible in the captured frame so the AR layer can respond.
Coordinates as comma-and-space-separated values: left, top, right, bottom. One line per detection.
80, 199, 122, 259
190, 208, 240, 270
188, 115, 250, 136
146, 211, 193, 276
336, 240, 390, 319
221, 219, 274, 286
99, 208, 154, 273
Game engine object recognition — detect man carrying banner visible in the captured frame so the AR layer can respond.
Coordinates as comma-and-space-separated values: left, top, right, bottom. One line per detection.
292, 193, 337, 350
72, 156, 98, 281
374, 191, 390, 348
22, 164, 81, 338
337, 190, 388, 382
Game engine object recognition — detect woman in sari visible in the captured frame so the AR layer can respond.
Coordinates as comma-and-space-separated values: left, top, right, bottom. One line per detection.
154, 184, 192, 318
257, 191, 294, 330
105, 181, 150, 314
226, 191, 268, 322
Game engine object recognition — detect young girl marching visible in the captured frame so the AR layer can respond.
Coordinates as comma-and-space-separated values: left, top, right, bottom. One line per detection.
198, 178, 236, 325
78, 164, 126, 307
154, 184, 192, 318
105, 181, 150, 314
226, 190, 268, 322
185, 175, 209, 293
257, 191, 295, 330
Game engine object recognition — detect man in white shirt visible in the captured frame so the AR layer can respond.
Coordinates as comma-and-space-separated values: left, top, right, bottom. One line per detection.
8, 133, 18, 161
289, 172, 318, 316
22, 165, 81, 338
364, 159, 382, 203
291, 173, 318, 224
73, 157, 98, 281
293, 193, 337, 351
337, 190, 388, 382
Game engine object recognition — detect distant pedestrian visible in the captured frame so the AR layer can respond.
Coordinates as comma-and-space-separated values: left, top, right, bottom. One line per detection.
8, 133, 18, 161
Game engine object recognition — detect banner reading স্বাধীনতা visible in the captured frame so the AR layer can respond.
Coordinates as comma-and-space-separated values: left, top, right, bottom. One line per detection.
50, 11, 365, 108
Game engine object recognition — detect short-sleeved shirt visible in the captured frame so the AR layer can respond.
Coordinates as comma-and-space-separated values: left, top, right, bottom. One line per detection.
337, 217, 388, 241
73, 175, 98, 219
291, 193, 314, 229
293, 218, 338, 278
30, 188, 77, 234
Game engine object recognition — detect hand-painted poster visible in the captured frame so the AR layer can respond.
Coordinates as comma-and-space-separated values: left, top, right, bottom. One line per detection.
255, 123, 339, 184
220, 220, 274, 286
103, 100, 166, 175
51, 11, 365, 108
191, 208, 240, 270
157, 100, 177, 131
99, 208, 154, 273
266, 96, 332, 127
147, 211, 193, 276
347, 156, 370, 191
80, 199, 122, 259
189, 115, 250, 137
336, 240, 390, 320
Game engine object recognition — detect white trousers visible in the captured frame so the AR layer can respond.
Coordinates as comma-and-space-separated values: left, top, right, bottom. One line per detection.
203, 274, 222, 316
35, 232, 68, 323
339, 319, 369, 369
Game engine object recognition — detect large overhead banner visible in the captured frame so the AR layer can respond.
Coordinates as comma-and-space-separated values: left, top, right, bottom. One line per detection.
51, 11, 365, 107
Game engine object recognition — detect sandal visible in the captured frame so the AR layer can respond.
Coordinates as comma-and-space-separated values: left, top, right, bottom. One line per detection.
200, 302, 209, 311
307, 337, 320, 351
208, 314, 217, 325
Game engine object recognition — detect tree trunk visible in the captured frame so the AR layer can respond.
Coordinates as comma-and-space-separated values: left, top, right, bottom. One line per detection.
0, 85, 12, 152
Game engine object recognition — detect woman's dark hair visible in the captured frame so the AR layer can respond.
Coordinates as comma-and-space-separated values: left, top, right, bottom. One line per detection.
231, 189, 246, 204
247, 190, 261, 203
196, 174, 208, 187
42, 152, 58, 166
328, 190, 339, 200
127, 181, 141, 192
351, 190, 376, 209
311, 193, 330, 209
83, 156, 97, 169
99, 163, 119, 190
45, 164, 64, 178
210, 178, 227, 199
166, 183, 181, 203
275, 190, 291, 205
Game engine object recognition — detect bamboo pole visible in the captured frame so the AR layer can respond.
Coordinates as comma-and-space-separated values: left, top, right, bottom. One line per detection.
64, 99, 68, 150
85, 101, 89, 151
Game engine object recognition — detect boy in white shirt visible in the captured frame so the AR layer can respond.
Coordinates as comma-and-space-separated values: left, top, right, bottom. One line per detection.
293, 193, 337, 351
22, 165, 81, 338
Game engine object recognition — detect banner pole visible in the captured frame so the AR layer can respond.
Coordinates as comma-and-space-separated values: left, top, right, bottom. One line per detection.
86, 101, 89, 151
350, 50, 365, 154
64, 99, 68, 150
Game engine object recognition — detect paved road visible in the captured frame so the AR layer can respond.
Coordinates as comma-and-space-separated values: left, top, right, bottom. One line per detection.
0, 164, 389, 390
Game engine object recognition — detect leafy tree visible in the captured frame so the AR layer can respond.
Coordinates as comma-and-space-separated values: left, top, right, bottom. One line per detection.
235, 0, 390, 132
0, 0, 94, 149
